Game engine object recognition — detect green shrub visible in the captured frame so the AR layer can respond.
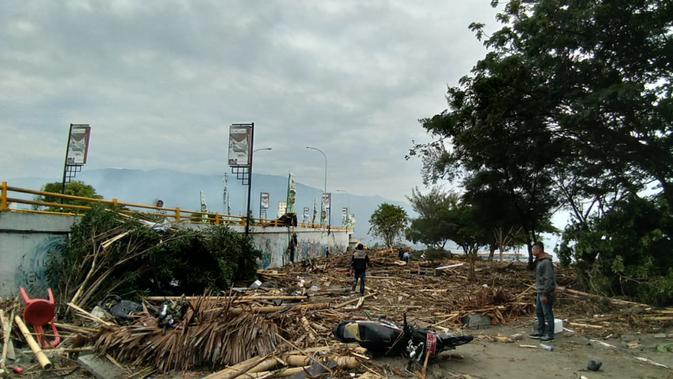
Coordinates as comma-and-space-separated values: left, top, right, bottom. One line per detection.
46, 207, 261, 311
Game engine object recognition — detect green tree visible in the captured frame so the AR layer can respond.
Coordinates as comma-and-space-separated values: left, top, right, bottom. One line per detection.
369, 203, 408, 249
36, 181, 102, 212
447, 201, 485, 281
405, 187, 458, 250
411, 0, 672, 264
558, 194, 673, 305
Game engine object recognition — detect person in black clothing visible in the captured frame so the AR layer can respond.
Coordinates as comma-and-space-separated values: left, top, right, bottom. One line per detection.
351, 243, 370, 295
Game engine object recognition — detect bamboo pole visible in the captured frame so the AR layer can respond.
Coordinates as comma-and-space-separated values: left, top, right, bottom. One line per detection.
204, 303, 331, 315
236, 366, 309, 379
144, 295, 308, 302
14, 316, 52, 369
0, 310, 9, 369
203, 356, 266, 379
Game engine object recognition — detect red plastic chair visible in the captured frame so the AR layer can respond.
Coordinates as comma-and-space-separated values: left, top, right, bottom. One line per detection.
19, 288, 61, 349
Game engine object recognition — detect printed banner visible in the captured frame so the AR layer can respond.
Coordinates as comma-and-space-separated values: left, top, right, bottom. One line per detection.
228, 124, 253, 167
260, 192, 270, 209
286, 173, 296, 214
320, 193, 331, 224
67, 124, 91, 165
278, 201, 287, 218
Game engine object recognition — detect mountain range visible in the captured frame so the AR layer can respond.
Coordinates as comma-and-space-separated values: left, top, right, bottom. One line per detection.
7, 168, 413, 241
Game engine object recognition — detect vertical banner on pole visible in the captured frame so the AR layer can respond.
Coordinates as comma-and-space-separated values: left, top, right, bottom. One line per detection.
286, 173, 296, 214
260, 192, 270, 219
62, 124, 92, 196
321, 193, 331, 226
278, 202, 287, 218
66, 124, 91, 165
228, 123, 254, 234
228, 125, 252, 167
312, 198, 317, 225
342, 207, 348, 226
303, 207, 310, 224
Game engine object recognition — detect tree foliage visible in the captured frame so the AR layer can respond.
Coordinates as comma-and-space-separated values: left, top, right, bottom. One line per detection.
445, 201, 485, 281
558, 195, 673, 305
411, 0, 672, 302
369, 203, 408, 249
405, 187, 458, 249
37, 181, 102, 212
46, 206, 261, 312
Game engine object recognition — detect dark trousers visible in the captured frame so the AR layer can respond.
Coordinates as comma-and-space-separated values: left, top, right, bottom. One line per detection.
352, 270, 366, 295
535, 293, 555, 336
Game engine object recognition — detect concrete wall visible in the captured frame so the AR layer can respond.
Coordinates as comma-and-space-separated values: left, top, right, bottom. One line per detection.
0, 212, 77, 297
0, 212, 351, 297
246, 226, 350, 269
182, 223, 350, 269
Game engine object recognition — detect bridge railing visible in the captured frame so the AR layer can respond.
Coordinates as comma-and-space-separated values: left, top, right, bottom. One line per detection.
0, 182, 350, 232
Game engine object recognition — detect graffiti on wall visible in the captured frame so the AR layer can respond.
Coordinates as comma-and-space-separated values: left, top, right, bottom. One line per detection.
15, 235, 65, 296
260, 239, 273, 269
298, 240, 322, 261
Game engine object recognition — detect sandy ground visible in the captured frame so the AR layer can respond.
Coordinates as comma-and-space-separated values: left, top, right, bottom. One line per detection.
374, 323, 673, 379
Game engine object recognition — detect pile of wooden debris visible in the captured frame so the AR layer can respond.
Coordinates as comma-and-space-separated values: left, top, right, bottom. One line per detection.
3, 248, 673, 378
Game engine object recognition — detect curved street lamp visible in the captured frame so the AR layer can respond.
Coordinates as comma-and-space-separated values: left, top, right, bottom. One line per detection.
306, 146, 328, 227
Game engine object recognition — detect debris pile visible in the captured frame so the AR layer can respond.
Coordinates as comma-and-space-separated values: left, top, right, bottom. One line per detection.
3, 245, 673, 378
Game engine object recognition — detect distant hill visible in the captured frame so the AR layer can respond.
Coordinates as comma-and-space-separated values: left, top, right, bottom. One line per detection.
7, 168, 413, 242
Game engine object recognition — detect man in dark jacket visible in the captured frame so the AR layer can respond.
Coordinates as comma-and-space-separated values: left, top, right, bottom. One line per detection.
351, 243, 370, 295
530, 241, 557, 341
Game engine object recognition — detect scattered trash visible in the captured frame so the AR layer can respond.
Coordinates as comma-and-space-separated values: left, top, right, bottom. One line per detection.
587, 359, 603, 371
635, 356, 670, 369
309, 285, 321, 292
249, 279, 263, 289
463, 314, 492, 329
7, 365, 23, 374
589, 339, 617, 349
6, 241, 673, 378
554, 318, 564, 334
626, 341, 641, 349
435, 263, 465, 271
98, 295, 143, 324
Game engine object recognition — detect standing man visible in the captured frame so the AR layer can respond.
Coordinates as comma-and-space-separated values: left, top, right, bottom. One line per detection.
351, 243, 370, 295
530, 241, 557, 341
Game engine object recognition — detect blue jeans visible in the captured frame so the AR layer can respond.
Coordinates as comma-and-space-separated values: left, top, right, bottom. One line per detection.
352, 271, 366, 294
536, 293, 555, 336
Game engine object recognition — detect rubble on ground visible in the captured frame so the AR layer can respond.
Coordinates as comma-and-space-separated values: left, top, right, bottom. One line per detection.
2, 248, 673, 378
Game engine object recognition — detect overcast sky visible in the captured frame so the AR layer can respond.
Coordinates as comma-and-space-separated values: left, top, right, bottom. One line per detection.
0, 0, 498, 201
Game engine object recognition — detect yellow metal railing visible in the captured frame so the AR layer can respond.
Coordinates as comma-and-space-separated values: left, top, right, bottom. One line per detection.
0, 182, 351, 232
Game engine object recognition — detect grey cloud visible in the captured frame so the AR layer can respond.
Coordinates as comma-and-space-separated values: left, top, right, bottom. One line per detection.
0, 0, 496, 201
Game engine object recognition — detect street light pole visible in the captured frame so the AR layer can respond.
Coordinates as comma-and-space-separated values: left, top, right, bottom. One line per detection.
306, 146, 328, 228
336, 189, 349, 226
244, 124, 255, 236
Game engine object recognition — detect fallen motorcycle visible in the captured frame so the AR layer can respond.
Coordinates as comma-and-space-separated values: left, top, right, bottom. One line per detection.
333, 314, 473, 367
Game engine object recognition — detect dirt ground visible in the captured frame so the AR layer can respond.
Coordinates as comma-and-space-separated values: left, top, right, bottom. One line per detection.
374, 323, 673, 379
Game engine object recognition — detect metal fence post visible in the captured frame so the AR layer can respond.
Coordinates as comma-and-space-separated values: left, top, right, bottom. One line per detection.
1, 182, 7, 211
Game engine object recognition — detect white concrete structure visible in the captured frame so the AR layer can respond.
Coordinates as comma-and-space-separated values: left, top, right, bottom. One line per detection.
0, 212, 350, 297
